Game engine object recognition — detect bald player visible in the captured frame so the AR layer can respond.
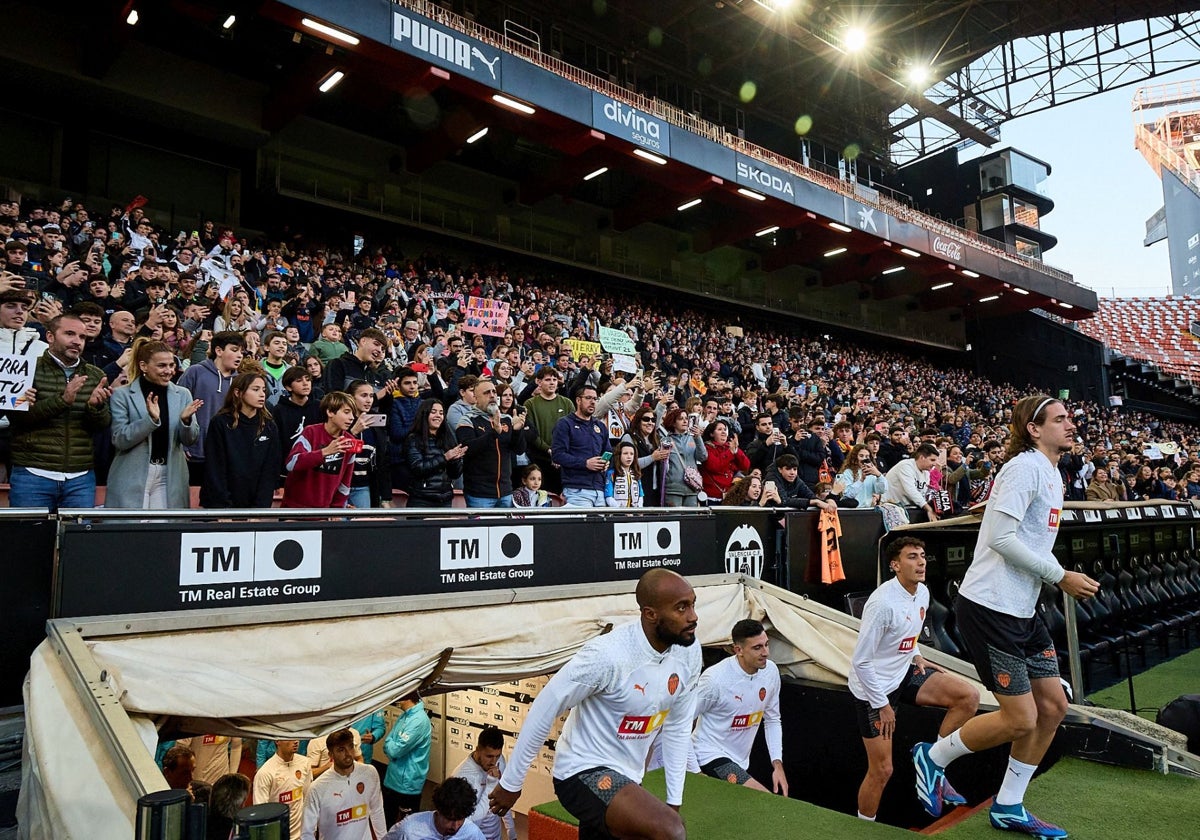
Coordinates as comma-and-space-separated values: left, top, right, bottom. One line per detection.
490, 569, 702, 840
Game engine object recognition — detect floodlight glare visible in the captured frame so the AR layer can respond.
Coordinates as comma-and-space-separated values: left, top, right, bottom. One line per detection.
1012, 287, 1030, 295
302, 18, 360, 46
844, 27, 868, 53
492, 94, 536, 115
222, 15, 236, 30
737, 188, 766, 201
930, 282, 953, 290
677, 198, 702, 211
466, 127, 489, 144
978, 294, 1000, 302
126, 9, 139, 25
583, 167, 608, 181
828, 222, 852, 233
756, 226, 781, 237
882, 266, 904, 275
318, 70, 345, 93
899, 247, 920, 257
907, 64, 930, 86
960, 269, 980, 278
633, 149, 668, 165
823, 247, 847, 257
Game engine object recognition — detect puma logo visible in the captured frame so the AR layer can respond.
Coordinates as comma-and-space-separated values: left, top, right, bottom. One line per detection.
471, 47, 499, 80
633, 683, 646, 695
733, 695, 743, 702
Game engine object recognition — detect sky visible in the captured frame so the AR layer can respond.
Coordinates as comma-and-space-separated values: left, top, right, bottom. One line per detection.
960, 67, 1200, 300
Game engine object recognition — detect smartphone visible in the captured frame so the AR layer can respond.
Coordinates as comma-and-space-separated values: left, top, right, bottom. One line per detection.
344, 437, 364, 454
601, 451, 613, 463
361, 413, 387, 428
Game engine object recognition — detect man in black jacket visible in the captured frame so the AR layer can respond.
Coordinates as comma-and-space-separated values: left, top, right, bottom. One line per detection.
325, 328, 394, 395
745, 413, 788, 474
763, 454, 836, 512
796, 418, 833, 486
877, 425, 912, 473
455, 379, 527, 507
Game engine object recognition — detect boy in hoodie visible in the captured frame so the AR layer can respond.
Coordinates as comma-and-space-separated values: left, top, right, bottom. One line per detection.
178, 331, 244, 485
387, 367, 422, 491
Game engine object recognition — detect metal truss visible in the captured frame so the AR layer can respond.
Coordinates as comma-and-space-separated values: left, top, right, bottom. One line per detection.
890, 13, 1200, 165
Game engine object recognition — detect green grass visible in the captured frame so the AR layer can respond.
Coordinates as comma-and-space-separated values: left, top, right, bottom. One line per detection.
937, 757, 1200, 839
532, 768, 910, 836
1087, 647, 1200, 721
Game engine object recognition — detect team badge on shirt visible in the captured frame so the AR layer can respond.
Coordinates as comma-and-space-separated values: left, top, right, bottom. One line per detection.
295, 770, 302, 780
667, 673, 680, 695
356, 782, 365, 794
759, 687, 767, 702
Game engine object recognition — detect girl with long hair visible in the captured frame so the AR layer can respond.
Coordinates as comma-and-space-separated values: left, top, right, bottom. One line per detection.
604, 440, 643, 507
200, 373, 280, 508
404, 397, 468, 507
836, 443, 888, 509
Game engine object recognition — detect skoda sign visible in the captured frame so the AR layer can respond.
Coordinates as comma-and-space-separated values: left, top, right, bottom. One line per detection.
734, 154, 795, 202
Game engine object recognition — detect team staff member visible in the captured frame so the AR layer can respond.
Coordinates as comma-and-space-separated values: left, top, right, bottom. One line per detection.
450, 727, 516, 840
849, 537, 978, 822
912, 396, 1100, 837
253, 739, 312, 839
690, 619, 788, 796
384, 777, 484, 840
302, 728, 386, 840
490, 569, 702, 840
383, 691, 432, 824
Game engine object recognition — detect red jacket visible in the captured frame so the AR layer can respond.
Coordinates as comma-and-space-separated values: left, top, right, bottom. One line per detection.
700, 442, 750, 500
282, 423, 354, 508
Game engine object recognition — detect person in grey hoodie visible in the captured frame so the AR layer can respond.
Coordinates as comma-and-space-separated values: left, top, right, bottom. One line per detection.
177, 331, 243, 485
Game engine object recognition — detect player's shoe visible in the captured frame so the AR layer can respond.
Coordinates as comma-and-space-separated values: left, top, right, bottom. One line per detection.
988, 802, 1068, 838
911, 742, 945, 818
939, 776, 967, 807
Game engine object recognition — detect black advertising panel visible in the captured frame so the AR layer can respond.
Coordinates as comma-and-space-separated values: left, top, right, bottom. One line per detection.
3, 516, 56, 706
1163, 168, 1200, 295
668, 129, 736, 183
502, 57, 592, 125
886, 219, 931, 255
795, 179, 845, 222
55, 516, 723, 617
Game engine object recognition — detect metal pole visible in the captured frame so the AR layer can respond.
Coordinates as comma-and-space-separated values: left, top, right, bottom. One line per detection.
1062, 590, 1085, 703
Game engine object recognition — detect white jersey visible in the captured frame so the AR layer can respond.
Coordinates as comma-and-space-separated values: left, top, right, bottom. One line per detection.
691, 655, 783, 769
308, 729, 363, 771
960, 449, 1066, 618
253, 752, 312, 839
451, 754, 516, 840
382, 811, 485, 840
882, 459, 930, 507
498, 620, 702, 806
849, 577, 928, 710
176, 735, 242, 785
300, 762, 386, 840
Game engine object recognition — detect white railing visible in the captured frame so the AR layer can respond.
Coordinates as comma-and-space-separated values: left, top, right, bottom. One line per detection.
391, 0, 1076, 285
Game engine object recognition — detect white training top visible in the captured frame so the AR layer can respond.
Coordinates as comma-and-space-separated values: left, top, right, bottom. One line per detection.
690, 654, 783, 769
300, 762, 386, 840
882, 459, 930, 507
848, 577, 928, 710
175, 735, 242, 786
959, 449, 1065, 618
498, 620, 702, 806
382, 811, 485, 840
253, 752, 312, 839
451, 753, 516, 840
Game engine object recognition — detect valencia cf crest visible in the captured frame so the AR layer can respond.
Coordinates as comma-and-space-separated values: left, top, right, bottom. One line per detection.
667, 673, 680, 695
996, 671, 1011, 689
759, 687, 767, 702
597, 775, 613, 791
919, 607, 926, 620
295, 770, 302, 780
356, 782, 365, 794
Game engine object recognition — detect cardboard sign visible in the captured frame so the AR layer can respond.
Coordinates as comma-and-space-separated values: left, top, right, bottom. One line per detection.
462, 296, 510, 337
598, 326, 636, 356
725, 326, 744, 337
612, 354, 639, 374
0, 353, 36, 411
563, 339, 601, 361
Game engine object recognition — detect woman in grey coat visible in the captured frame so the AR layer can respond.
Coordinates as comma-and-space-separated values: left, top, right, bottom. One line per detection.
661, 407, 708, 507
106, 339, 203, 509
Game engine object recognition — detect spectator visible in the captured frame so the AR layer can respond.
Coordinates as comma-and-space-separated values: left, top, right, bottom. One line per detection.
512, 463, 551, 507
661, 407, 707, 507
877, 425, 911, 472
521, 366, 574, 493
624, 406, 670, 505
325, 326, 393, 393
387, 366, 423, 489
796, 418, 834, 486
0, 287, 47, 481
604, 439, 643, 507
445, 373, 478, 433
456, 378, 526, 508
882, 442, 941, 522
282, 391, 358, 509
382, 692, 432, 826
8, 313, 112, 511
106, 339, 203, 509
552, 383, 609, 506
178, 331, 245, 485
307, 322, 350, 364
745, 412, 789, 475
404, 397, 467, 507
763, 453, 834, 511
199, 373, 280, 509
272, 366, 324, 477
836, 443, 888, 509
260, 330, 291, 404
699, 419, 749, 504
1085, 467, 1122, 502
346, 380, 388, 508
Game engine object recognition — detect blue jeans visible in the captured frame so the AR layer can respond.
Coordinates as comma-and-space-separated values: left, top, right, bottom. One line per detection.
465, 494, 513, 508
562, 487, 604, 507
9, 467, 96, 513
347, 486, 372, 509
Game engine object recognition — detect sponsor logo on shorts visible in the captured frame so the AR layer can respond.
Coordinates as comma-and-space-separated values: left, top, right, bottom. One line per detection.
996, 671, 1012, 689
898, 635, 916, 652
759, 687, 767, 702
336, 804, 367, 825
730, 711, 763, 729
1048, 508, 1061, 528
667, 673, 680, 695
617, 711, 668, 739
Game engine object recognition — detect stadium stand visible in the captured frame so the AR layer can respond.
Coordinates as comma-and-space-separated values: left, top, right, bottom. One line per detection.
1076, 296, 1200, 382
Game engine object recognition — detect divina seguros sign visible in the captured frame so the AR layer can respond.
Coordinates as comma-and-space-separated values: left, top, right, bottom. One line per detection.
591, 95, 670, 155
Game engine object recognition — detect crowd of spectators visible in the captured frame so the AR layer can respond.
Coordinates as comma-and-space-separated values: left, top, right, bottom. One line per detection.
4, 193, 1200, 515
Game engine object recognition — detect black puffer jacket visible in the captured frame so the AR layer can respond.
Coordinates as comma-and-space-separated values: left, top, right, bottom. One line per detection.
404, 430, 464, 507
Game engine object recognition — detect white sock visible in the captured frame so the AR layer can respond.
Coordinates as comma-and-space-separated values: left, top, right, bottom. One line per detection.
929, 730, 973, 767
857, 812, 876, 821
995, 757, 1039, 807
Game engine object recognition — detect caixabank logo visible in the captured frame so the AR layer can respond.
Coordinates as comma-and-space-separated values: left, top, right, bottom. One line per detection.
178, 531, 322, 604
439, 525, 534, 584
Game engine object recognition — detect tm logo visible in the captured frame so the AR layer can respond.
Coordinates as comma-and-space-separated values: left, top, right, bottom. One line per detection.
178, 531, 321, 585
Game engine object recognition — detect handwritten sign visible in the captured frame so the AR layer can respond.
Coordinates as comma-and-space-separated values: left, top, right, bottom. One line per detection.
612, 354, 639, 374
598, 326, 637, 356
0, 353, 36, 411
563, 339, 601, 361
461, 296, 510, 337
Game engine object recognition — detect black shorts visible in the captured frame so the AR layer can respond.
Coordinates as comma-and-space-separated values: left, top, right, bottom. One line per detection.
699, 756, 750, 785
954, 595, 1059, 695
553, 767, 635, 840
852, 663, 932, 738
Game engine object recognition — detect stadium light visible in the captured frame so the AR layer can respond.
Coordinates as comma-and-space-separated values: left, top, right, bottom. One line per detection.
824, 247, 847, 257
126, 9, 139, 25
318, 70, 344, 93
633, 149, 668, 165
1012, 287, 1030, 295
828, 222, 852, 233
899, 247, 920, 257
752, 0, 795, 11
222, 15, 236, 30
1058, 301, 1074, 309
979, 294, 1000, 302
466, 127, 489, 144
757, 226, 781, 237
677, 198, 702, 211
931, 282, 953, 290
302, 18, 361, 46
583, 167, 608, 181
906, 64, 930, 86
960, 269, 980, 278
492, 94, 536, 115
844, 27, 868, 53
882, 266, 904, 275
737, 188, 766, 201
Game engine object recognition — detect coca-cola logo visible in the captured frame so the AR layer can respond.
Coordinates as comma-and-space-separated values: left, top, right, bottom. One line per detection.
932, 236, 963, 262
